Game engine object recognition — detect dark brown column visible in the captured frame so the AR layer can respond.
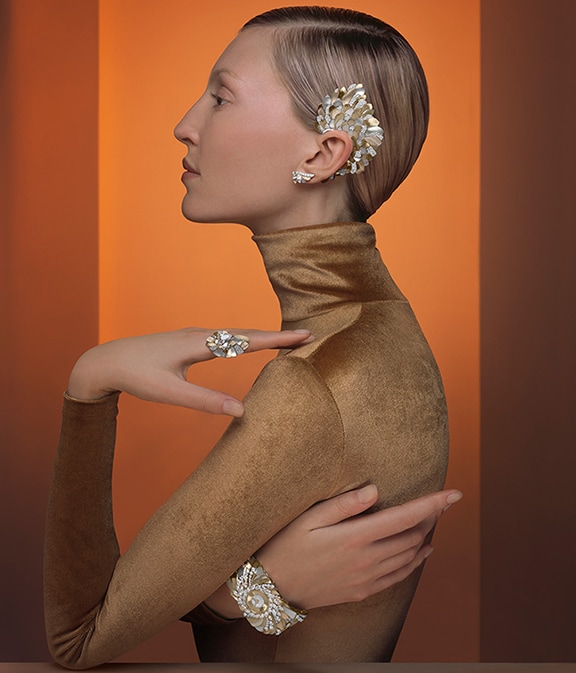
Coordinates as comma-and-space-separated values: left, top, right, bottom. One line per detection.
0, 0, 99, 660
480, 0, 576, 661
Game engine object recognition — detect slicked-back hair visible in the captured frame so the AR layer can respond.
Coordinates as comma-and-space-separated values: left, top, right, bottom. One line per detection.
243, 6, 429, 221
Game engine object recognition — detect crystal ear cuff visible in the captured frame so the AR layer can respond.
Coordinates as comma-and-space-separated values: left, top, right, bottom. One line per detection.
292, 83, 383, 182
315, 83, 383, 176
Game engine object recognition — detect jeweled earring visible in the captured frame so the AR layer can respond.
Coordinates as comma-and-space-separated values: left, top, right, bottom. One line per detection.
291, 170, 315, 184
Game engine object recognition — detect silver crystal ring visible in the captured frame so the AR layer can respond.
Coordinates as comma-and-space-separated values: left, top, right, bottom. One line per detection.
206, 330, 250, 358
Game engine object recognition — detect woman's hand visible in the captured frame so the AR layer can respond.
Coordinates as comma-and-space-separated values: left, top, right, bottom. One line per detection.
257, 485, 463, 610
67, 327, 312, 416
203, 486, 462, 618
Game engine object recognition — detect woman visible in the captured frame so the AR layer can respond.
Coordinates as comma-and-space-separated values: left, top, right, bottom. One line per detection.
44, 6, 455, 668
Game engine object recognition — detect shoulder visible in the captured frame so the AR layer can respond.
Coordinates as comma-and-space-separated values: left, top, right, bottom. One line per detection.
245, 354, 341, 421
212, 354, 345, 495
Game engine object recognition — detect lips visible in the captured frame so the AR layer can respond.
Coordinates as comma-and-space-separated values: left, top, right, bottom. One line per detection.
182, 159, 200, 175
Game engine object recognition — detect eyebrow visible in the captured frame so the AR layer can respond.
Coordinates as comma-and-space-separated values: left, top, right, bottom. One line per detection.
209, 67, 241, 82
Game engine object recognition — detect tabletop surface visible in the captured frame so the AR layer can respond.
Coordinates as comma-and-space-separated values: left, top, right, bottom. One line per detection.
1, 664, 575, 673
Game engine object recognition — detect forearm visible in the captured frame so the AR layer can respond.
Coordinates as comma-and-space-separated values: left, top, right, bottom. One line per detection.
43, 355, 342, 666
193, 583, 242, 621
44, 392, 121, 665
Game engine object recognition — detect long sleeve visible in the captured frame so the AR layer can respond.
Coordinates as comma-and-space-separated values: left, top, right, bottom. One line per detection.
44, 357, 344, 669
44, 221, 449, 667
44, 393, 121, 665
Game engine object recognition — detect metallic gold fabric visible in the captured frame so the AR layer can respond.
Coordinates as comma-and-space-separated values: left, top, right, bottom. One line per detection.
44, 222, 448, 667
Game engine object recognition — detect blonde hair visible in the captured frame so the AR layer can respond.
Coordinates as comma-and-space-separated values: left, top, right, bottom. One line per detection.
242, 7, 429, 221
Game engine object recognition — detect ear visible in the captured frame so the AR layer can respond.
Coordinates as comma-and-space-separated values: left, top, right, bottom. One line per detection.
298, 131, 353, 182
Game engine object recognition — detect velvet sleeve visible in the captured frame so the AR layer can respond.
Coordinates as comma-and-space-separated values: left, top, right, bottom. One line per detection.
44, 356, 344, 670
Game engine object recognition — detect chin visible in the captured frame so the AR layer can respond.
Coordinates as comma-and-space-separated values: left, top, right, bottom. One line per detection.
181, 206, 236, 226
182, 202, 254, 227
181, 202, 219, 224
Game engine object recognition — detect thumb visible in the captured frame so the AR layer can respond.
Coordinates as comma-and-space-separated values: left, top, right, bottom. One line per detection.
146, 376, 245, 417
304, 485, 379, 530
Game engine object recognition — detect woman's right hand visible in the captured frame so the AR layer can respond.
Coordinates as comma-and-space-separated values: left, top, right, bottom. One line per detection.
256, 486, 463, 610
67, 327, 312, 416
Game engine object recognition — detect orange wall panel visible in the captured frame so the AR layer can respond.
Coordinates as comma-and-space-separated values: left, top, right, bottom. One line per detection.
1, 0, 99, 660
99, 0, 480, 663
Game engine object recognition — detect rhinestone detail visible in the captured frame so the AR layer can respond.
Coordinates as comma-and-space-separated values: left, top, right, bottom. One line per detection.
315, 83, 384, 176
227, 557, 307, 635
205, 330, 249, 358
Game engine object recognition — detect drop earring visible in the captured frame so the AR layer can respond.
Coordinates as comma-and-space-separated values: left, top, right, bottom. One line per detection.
291, 170, 315, 184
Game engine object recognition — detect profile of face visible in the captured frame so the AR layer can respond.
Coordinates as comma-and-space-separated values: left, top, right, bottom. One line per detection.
174, 27, 352, 233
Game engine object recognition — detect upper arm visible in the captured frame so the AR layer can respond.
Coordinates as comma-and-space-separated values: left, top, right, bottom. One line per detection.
79, 357, 344, 666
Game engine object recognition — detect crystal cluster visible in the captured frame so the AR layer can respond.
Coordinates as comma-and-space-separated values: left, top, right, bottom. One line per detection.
315, 83, 384, 176
228, 557, 306, 635
205, 330, 249, 358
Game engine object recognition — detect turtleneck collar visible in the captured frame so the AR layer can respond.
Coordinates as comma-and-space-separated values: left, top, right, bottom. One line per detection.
252, 222, 406, 323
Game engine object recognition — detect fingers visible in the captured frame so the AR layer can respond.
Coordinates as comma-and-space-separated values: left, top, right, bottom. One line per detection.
142, 375, 245, 417
297, 485, 380, 530
180, 328, 313, 365
291, 488, 462, 538
176, 382, 244, 417
369, 544, 434, 596
331, 489, 463, 544
239, 329, 313, 353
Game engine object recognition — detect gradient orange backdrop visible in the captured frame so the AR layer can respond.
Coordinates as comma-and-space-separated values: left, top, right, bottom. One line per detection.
5, 0, 575, 665
98, 0, 479, 663
1, 0, 479, 664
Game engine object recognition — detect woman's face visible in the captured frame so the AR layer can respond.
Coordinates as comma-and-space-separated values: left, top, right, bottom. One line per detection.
174, 28, 316, 233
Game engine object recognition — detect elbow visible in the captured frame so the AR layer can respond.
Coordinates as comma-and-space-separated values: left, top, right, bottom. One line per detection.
47, 625, 109, 670
49, 645, 107, 671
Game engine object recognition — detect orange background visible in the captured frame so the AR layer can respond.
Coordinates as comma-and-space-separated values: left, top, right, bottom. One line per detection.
7, 0, 573, 665
1, 0, 479, 662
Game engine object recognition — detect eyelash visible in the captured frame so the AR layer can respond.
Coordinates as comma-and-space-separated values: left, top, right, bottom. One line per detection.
210, 93, 227, 107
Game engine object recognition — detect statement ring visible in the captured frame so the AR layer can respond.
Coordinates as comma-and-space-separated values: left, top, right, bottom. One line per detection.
206, 330, 250, 358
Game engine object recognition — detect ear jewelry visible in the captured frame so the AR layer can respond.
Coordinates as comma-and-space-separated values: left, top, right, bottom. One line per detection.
291, 170, 315, 184
206, 330, 250, 358
315, 83, 384, 176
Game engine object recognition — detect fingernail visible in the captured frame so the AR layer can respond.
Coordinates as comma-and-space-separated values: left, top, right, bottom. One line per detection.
223, 399, 244, 417
358, 484, 378, 504
424, 547, 434, 559
294, 329, 311, 335
446, 491, 463, 505
443, 491, 463, 512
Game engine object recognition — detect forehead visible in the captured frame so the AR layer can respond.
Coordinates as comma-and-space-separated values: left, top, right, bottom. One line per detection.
210, 28, 280, 88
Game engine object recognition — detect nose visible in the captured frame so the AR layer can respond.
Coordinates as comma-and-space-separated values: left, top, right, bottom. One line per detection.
174, 105, 201, 145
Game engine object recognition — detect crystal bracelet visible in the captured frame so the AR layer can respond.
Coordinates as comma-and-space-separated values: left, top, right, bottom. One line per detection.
227, 556, 307, 635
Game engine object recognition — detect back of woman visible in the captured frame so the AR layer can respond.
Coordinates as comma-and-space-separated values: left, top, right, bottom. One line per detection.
192, 221, 448, 662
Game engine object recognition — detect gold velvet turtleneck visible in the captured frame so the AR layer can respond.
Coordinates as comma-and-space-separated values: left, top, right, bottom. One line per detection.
254, 221, 405, 323
44, 222, 448, 667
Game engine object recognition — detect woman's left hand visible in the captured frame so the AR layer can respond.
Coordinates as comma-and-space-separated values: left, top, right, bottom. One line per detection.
202, 485, 462, 619
67, 327, 312, 416
256, 485, 462, 610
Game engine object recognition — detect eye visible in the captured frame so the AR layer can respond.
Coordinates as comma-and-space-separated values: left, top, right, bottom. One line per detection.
210, 93, 228, 107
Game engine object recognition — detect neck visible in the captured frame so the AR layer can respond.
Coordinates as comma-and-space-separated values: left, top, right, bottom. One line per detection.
240, 183, 353, 235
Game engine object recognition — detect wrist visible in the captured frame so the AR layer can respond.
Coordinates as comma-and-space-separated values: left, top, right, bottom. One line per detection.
203, 582, 243, 620
227, 556, 307, 635
67, 351, 116, 401
256, 544, 302, 609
